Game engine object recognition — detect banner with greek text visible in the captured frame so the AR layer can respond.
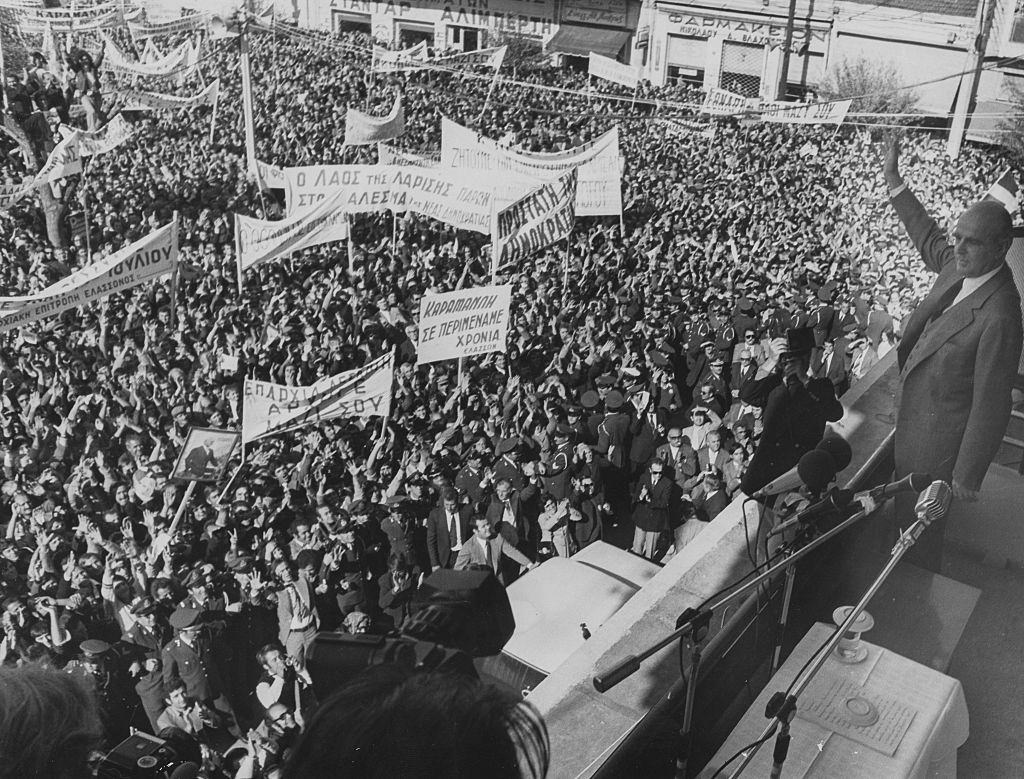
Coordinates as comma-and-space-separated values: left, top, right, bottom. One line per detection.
758, 98, 852, 125
588, 52, 639, 89
0, 220, 178, 332
242, 351, 394, 443
657, 116, 717, 141
372, 41, 428, 73
433, 45, 507, 70
416, 285, 513, 365
439, 117, 622, 217
701, 87, 755, 117
15, 3, 118, 33
377, 143, 438, 167
283, 165, 532, 235
141, 38, 165, 64
495, 170, 577, 269
128, 13, 209, 38
255, 158, 286, 190
77, 114, 135, 157
120, 79, 220, 111
0, 179, 35, 211
344, 93, 405, 146
235, 189, 350, 273
35, 130, 82, 183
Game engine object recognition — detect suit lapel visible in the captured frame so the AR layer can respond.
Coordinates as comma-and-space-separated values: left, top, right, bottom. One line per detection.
904, 266, 1013, 376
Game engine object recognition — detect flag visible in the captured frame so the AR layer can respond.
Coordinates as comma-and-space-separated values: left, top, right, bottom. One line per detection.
344, 93, 405, 146
984, 170, 1019, 217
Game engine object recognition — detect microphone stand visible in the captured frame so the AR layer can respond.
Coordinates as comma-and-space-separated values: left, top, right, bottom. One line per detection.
593, 503, 873, 776
725, 513, 935, 778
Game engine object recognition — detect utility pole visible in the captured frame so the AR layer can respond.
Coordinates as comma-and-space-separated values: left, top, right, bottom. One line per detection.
947, 0, 994, 158
776, 0, 800, 100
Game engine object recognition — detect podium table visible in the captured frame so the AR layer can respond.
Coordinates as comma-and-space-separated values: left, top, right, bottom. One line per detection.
701, 622, 969, 778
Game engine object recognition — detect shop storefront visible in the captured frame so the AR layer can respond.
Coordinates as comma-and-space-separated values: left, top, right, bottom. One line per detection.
306, 0, 558, 48
646, 1, 833, 99
546, 0, 638, 65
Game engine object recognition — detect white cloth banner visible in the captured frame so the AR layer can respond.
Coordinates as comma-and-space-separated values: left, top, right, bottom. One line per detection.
416, 285, 513, 365
439, 117, 622, 217
76, 114, 135, 157
128, 14, 209, 38
35, 130, 82, 184
372, 41, 428, 73
140, 38, 165, 64
758, 99, 852, 125
16, 3, 118, 33
101, 32, 191, 77
377, 143, 438, 167
0, 220, 178, 332
120, 80, 219, 111
283, 165, 531, 235
242, 351, 394, 443
235, 189, 351, 273
255, 158, 286, 190
344, 93, 405, 146
0, 179, 35, 211
657, 116, 717, 141
433, 45, 507, 70
588, 52, 639, 89
495, 170, 577, 268
701, 87, 755, 116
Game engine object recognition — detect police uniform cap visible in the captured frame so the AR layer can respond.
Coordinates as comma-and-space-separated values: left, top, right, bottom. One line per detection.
595, 374, 616, 388
605, 390, 625, 411
80, 639, 111, 657
553, 424, 573, 439
169, 607, 203, 630
130, 596, 157, 616
581, 390, 600, 410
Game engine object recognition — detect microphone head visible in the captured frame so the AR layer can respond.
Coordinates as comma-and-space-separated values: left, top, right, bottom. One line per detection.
914, 481, 952, 522
796, 449, 837, 495
816, 435, 852, 472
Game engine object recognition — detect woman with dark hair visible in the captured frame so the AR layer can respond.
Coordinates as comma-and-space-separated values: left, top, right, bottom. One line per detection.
0, 664, 102, 778
285, 665, 549, 779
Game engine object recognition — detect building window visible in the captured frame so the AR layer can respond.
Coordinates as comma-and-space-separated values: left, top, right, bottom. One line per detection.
448, 25, 483, 52
720, 40, 764, 97
398, 22, 434, 48
667, 64, 704, 86
331, 11, 371, 35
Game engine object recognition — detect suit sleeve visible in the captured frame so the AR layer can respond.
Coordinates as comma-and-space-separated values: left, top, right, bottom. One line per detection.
426, 512, 441, 569
502, 540, 533, 569
453, 544, 473, 570
890, 188, 953, 275
954, 308, 1023, 489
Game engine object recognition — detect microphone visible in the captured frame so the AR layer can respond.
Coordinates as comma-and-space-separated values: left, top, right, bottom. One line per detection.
816, 435, 852, 472
753, 449, 836, 499
863, 472, 933, 502
914, 481, 952, 524
768, 487, 854, 537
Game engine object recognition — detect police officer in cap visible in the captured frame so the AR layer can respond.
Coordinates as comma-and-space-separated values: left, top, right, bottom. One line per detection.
66, 639, 132, 746
162, 606, 237, 732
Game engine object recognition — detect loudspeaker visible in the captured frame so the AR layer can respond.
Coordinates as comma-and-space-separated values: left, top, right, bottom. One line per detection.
407, 568, 515, 657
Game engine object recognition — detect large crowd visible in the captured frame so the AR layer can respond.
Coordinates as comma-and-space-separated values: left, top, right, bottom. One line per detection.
0, 12, 1015, 777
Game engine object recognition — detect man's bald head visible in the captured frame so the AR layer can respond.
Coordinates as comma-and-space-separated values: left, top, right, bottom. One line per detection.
952, 201, 1014, 278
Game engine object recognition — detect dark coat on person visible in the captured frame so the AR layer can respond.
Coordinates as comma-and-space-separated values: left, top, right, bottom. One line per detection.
425, 504, 472, 569
630, 472, 673, 533
738, 373, 843, 495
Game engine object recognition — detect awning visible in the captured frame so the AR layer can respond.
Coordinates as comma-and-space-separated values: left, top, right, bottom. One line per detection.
547, 25, 631, 59
965, 99, 1017, 145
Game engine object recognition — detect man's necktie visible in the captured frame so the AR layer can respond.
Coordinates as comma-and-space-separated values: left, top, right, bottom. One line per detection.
928, 278, 964, 323
485, 540, 493, 570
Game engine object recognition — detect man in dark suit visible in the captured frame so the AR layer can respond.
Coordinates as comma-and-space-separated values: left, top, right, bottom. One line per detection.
426, 490, 472, 571
180, 438, 219, 480
691, 470, 730, 522
810, 337, 850, 397
739, 327, 844, 495
655, 428, 699, 490
884, 138, 1023, 571
686, 429, 730, 490
454, 516, 536, 584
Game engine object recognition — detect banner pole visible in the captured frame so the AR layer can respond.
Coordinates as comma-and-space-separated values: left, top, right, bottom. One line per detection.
82, 158, 93, 263
208, 82, 219, 145
239, 20, 257, 176
170, 210, 180, 331
347, 215, 355, 274
392, 210, 398, 249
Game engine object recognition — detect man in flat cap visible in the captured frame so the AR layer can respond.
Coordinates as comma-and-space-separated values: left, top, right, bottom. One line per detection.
883, 137, 1022, 572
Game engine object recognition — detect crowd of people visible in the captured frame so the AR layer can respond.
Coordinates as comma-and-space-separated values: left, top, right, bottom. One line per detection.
0, 10, 1016, 776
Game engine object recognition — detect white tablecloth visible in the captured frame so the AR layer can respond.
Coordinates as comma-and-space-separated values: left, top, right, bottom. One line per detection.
701, 622, 969, 778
